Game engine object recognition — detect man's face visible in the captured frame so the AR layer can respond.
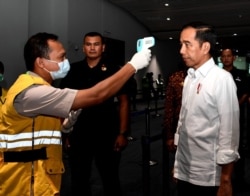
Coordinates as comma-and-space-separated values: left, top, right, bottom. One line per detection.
42, 40, 66, 72
220, 49, 235, 67
179, 27, 209, 70
83, 36, 105, 59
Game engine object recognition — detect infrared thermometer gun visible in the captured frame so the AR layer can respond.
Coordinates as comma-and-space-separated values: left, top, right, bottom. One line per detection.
137, 36, 155, 52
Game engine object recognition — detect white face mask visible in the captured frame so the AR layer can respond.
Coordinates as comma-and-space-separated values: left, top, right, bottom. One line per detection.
44, 59, 70, 80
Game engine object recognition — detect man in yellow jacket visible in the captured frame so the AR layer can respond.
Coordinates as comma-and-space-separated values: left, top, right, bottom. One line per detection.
0, 32, 151, 196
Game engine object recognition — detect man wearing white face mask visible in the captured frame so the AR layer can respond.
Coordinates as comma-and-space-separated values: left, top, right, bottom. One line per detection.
0, 32, 152, 196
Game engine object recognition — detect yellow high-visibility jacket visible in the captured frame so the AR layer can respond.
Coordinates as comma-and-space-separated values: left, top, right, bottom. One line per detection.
0, 74, 64, 196
0, 87, 7, 107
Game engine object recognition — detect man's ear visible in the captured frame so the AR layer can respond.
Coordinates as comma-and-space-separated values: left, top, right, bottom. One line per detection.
36, 57, 45, 68
82, 44, 85, 53
233, 55, 237, 61
202, 42, 210, 54
102, 44, 106, 53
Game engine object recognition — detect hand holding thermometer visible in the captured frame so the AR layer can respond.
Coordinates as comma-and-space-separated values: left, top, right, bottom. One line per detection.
128, 37, 153, 72
137, 36, 155, 52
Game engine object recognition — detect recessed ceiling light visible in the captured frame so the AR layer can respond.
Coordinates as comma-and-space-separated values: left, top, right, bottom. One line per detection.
164, 3, 169, 6
166, 17, 171, 21
233, 33, 238, 36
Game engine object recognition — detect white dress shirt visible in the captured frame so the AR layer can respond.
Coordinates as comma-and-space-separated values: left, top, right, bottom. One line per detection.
174, 58, 240, 186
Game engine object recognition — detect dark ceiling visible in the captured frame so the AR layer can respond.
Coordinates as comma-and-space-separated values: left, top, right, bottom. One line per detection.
108, 0, 250, 55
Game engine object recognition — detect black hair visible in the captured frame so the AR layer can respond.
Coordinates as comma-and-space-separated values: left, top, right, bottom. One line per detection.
83, 32, 105, 44
182, 21, 217, 56
220, 47, 236, 56
23, 32, 58, 71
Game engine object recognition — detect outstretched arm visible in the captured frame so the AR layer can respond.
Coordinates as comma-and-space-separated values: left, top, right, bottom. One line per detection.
71, 49, 151, 110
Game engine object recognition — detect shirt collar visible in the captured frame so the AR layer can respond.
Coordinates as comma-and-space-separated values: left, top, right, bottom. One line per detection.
188, 58, 215, 79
